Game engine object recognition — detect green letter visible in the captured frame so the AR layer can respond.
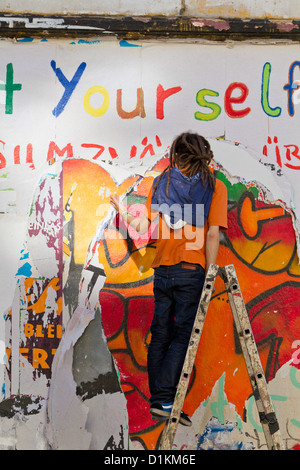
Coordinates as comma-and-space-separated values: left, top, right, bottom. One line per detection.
261, 62, 281, 117
0, 63, 22, 114
195, 89, 221, 121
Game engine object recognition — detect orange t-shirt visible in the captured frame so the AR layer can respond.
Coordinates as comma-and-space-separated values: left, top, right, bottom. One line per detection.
145, 178, 228, 269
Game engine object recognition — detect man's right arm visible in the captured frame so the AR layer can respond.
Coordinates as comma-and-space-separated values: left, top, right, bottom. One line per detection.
110, 193, 154, 235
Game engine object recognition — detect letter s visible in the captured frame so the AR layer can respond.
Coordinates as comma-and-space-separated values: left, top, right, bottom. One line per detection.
195, 89, 221, 121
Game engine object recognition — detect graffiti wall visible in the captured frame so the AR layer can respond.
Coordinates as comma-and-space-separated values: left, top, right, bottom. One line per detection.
1, 37, 300, 450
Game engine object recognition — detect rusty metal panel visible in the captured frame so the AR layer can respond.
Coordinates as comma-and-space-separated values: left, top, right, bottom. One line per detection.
1, 14, 300, 40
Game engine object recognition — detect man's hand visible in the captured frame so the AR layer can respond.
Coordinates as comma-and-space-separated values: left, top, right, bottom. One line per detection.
110, 194, 126, 214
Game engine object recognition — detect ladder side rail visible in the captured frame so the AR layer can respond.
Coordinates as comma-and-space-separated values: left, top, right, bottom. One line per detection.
224, 274, 275, 450
224, 265, 284, 450
158, 263, 219, 450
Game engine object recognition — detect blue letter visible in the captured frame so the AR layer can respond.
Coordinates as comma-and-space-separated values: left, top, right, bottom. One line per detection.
284, 61, 300, 117
51, 61, 86, 117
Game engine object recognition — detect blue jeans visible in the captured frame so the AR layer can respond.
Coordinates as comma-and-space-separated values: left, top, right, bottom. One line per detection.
147, 263, 205, 405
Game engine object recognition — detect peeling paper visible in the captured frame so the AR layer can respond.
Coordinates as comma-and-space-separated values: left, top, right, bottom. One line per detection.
104, 139, 300, 259
172, 374, 255, 450
191, 19, 231, 31
208, 139, 300, 261
46, 305, 95, 450
47, 222, 128, 450
210, 139, 287, 203
47, 300, 128, 450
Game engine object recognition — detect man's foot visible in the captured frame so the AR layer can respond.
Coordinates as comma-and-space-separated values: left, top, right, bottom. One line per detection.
179, 410, 192, 427
150, 403, 192, 427
150, 402, 172, 420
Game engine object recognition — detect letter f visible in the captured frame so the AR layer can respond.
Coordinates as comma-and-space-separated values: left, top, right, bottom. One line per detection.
284, 61, 300, 117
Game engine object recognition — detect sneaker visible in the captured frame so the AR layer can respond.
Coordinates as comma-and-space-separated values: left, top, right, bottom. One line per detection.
150, 403, 172, 420
179, 410, 192, 427
150, 403, 192, 427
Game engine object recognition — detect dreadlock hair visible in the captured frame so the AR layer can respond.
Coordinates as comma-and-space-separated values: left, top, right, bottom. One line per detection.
153, 132, 215, 198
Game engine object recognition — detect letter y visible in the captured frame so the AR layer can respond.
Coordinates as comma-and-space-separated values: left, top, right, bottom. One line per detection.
51, 60, 86, 117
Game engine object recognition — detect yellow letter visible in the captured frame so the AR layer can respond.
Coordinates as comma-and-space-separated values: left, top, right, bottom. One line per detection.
84, 85, 110, 117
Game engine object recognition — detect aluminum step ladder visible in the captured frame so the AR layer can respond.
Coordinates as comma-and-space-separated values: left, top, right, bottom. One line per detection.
158, 263, 284, 451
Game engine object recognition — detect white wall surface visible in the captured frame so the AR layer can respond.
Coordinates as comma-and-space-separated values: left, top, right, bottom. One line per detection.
1, 0, 300, 18
0, 33, 300, 451
0, 0, 182, 16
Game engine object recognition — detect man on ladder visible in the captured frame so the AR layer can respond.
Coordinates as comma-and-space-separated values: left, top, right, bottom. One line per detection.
111, 132, 284, 450
110, 132, 228, 427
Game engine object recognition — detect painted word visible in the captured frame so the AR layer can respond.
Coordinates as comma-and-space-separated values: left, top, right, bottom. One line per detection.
50, 60, 182, 120
20, 348, 56, 369
0, 140, 34, 169
28, 220, 62, 234
48, 60, 296, 120
6, 347, 57, 369
0, 135, 163, 169
263, 135, 300, 170
24, 323, 62, 339
1, 60, 300, 120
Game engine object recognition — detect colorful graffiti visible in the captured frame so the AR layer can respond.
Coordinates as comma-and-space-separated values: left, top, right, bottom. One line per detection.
5, 151, 300, 449
60, 155, 300, 449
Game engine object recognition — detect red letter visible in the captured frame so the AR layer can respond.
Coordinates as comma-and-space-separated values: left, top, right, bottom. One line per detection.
81, 143, 105, 160
156, 84, 182, 120
26, 143, 34, 167
108, 147, 118, 159
14, 145, 21, 164
0, 140, 5, 169
47, 141, 73, 161
284, 144, 300, 170
224, 82, 251, 118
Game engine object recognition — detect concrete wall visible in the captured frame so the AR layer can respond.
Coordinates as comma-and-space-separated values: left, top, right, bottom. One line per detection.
1, 0, 300, 451
2, 0, 300, 19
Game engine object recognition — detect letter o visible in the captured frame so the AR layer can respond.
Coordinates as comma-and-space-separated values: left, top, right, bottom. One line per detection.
84, 85, 110, 117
